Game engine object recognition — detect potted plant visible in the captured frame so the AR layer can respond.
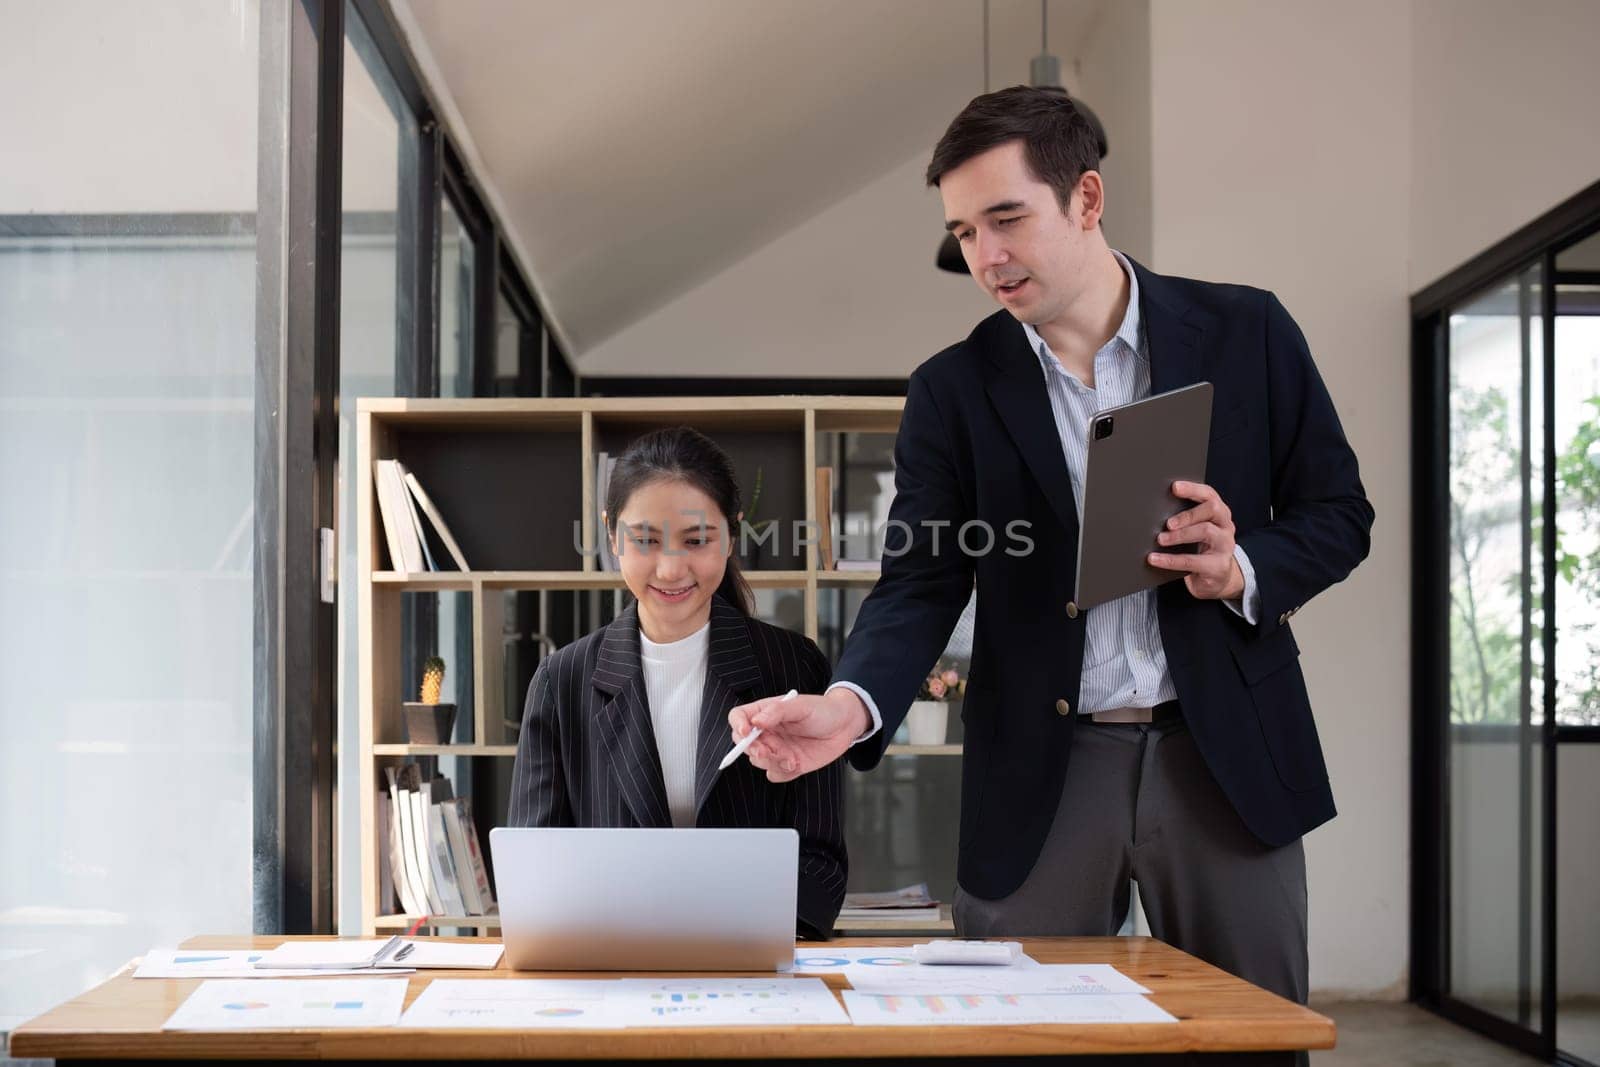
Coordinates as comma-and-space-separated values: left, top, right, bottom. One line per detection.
906, 663, 964, 746
740, 465, 779, 569
403, 656, 457, 744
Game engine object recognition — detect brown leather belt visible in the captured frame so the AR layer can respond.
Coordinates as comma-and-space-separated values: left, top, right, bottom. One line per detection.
1089, 700, 1181, 724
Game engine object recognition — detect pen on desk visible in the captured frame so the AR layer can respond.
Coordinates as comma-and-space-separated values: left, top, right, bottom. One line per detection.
371, 933, 405, 966
393, 942, 415, 963
718, 689, 797, 771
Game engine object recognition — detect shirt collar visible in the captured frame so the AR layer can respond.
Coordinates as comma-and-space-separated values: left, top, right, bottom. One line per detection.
1021, 249, 1143, 371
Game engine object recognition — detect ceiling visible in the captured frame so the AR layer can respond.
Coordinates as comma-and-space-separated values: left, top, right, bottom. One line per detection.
397, 0, 1106, 361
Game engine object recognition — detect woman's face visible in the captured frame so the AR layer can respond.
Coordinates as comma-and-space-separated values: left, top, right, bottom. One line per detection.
610, 477, 734, 643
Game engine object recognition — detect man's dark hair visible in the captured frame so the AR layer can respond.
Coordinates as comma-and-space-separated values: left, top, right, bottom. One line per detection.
925, 85, 1103, 214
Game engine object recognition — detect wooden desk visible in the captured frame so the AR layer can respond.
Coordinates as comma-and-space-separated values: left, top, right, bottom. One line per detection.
11, 934, 1334, 1064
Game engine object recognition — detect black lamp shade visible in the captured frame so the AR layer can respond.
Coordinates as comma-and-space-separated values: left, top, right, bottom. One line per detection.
936, 232, 967, 273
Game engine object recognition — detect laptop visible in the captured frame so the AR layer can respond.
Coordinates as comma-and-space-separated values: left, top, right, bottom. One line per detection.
488, 826, 799, 971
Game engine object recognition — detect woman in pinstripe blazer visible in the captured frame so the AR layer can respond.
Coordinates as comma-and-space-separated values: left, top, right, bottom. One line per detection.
507, 427, 846, 939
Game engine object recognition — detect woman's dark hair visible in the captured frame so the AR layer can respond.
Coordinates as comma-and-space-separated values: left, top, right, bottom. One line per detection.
925, 85, 1103, 214
604, 426, 754, 616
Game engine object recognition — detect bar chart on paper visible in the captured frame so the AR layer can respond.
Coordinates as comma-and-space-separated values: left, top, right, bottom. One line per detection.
841, 991, 1177, 1026
611, 978, 849, 1026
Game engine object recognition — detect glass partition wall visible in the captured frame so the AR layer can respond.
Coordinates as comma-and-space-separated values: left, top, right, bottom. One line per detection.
1415, 188, 1600, 1065
0, 0, 260, 1031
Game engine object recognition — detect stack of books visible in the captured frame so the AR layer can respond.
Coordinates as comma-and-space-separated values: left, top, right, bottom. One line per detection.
377, 766, 496, 919
373, 459, 470, 573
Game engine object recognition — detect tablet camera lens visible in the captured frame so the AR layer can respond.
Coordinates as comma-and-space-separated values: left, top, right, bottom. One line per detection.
1094, 417, 1114, 440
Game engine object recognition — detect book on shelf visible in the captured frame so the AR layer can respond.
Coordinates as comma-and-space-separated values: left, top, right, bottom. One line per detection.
439, 798, 483, 915
834, 558, 881, 573
397, 764, 444, 915
595, 451, 619, 571
374, 459, 421, 572
381, 765, 497, 920
443, 797, 498, 914
373, 458, 470, 572
376, 792, 395, 919
815, 465, 835, 571
424, 781, 469, 918
382, 766, 426, 916
402, 468, 439, 572
402, 467, 470, 570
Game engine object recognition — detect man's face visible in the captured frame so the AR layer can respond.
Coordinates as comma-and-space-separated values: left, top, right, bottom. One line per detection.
939, 140, 1092, 326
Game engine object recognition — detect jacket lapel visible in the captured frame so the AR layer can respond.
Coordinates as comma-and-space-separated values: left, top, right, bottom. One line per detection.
693, 596, 763, 816
1128, 256, 1211, 397
590, 603, 672, 828
980, 314, 1081, 541
1126, 256, 1217, 662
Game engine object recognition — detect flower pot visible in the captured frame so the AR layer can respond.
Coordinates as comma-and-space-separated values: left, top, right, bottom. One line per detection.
906, 700, 949, 746
403, 702, 457, 745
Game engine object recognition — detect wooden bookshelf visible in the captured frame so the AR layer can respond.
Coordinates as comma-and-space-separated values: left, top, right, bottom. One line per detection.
358, 395, 972, 936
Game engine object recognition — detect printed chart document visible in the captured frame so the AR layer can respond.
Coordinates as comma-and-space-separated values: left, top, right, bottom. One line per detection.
163, 979, 406, 1030
609, 977, 849, 1027
400, 980, 627, 1029
845, 963, 1150, 996
792, 944, 1038, 977
134, 949, 413, 980
842, 991, 1178, 1026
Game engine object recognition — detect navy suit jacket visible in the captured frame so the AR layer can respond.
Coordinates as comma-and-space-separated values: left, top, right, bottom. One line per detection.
837, 257, 1374, 901
508, 595, 847, 938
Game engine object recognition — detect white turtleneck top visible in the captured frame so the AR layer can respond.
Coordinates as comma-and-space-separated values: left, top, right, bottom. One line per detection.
638, 618, 711, 828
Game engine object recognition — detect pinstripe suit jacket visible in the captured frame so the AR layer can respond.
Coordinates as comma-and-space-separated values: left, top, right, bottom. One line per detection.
507, 594, 847, 939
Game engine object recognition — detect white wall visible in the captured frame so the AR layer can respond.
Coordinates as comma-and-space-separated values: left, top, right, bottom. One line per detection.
1409, 0, 1600, 291
1149, 0, 1414, 998
578, 2, 1153, 380
0, 0, 399, 215
1076, 0, 1152, 266
579, 151, 997, 378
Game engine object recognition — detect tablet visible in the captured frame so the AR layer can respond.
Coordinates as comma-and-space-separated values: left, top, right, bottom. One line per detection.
1071, 381, 1213, 612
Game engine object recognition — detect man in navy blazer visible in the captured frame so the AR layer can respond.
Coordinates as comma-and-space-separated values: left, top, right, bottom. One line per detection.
732, 86, 1372, 1008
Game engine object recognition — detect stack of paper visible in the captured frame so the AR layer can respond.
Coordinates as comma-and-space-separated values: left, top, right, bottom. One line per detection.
837, 882, 941, 924
820, 944, 1178, 1028
840, 991, 1176, 1026
251, 939, 503, 972
167, 976, 850, 1031
134, 950, 412, 980
156, 944, 1177, 1032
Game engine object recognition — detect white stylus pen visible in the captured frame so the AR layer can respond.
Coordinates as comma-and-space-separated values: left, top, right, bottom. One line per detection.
717, 689, 797, 770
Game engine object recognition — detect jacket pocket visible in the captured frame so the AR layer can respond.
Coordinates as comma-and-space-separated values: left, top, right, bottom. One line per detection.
1230, 625, 1300, 684
1231, 631, 1327, 792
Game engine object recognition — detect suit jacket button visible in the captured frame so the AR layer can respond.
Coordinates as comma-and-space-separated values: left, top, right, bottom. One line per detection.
1055, 699, 1072, 716
1065, 602, 1080, 619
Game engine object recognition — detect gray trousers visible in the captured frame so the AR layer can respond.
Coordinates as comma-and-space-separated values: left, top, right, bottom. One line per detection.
954, 717, 1309, 1008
